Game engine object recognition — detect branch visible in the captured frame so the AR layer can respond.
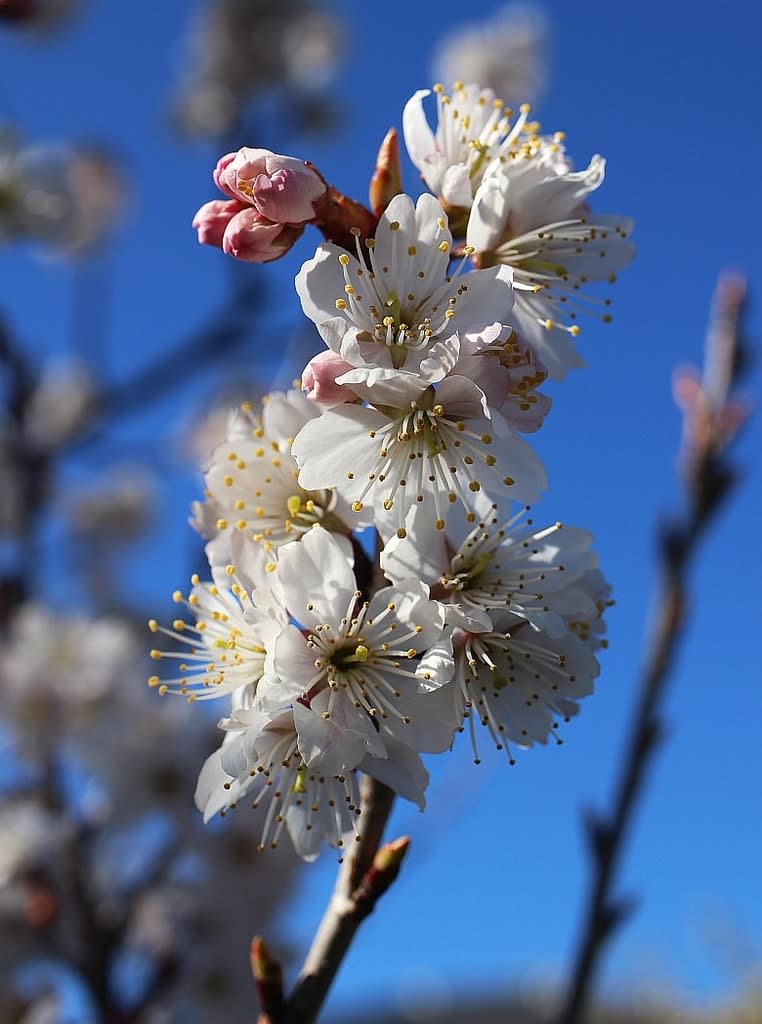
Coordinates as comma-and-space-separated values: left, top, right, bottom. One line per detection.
257, 776, 403, 1024
558, 272, 751, 1024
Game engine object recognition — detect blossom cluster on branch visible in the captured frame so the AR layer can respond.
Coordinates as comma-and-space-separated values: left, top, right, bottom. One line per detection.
154, 80, 635, 862
0, 129, 121, 255
171, 0, 342, 139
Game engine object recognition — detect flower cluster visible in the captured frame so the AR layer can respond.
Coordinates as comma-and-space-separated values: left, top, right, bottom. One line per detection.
153, 79, 633, 860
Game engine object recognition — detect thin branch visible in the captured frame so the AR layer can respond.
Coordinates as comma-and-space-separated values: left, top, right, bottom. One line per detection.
558, 273, 751, 1024
258, 776, 401, 1024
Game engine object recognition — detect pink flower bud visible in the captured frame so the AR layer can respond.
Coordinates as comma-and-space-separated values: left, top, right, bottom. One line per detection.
192, 199, 247, 248
302, 351, 359, 406
222, 208, 303, 264
214, 147, 327, 225
212, 152, 238, 198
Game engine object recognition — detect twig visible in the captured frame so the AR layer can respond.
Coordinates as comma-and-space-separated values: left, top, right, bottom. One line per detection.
558, 272, 751, 1024
258, 776, 403, 1024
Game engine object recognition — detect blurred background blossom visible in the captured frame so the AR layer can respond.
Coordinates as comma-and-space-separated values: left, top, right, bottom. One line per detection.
171, 0, 343, 139
0, 131, 122, 255
432, 3, 549, 108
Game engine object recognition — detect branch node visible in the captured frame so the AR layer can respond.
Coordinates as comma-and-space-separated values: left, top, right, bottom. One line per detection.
251, 936, 284, 1018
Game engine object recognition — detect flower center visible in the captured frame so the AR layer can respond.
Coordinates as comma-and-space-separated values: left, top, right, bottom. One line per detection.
330, 641, 370, 672
333, 226, 478, 370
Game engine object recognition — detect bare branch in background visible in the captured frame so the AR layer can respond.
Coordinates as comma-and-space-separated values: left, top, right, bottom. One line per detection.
558, 272, 752, 1024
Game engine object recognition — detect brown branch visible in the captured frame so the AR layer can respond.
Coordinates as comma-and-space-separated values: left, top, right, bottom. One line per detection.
258, 776, 402, 1024
558, 272, 751, 1024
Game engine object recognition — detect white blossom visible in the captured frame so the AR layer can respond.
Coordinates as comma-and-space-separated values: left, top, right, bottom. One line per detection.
195, 707, 362, 861
451, 608, 601, 763
403, 82, 534, 213
0, 801, 66, 887
196, 702, 431, 860
65, 463, 155, 541
23, 358, 96, 448
451, 325, 551, 433
148, 534, 286, 704
382, 502, 598, 637
566, 568, 614, 650
196, 389, 355, 566
292, 378, 546, 537
259, 527, 457, 767
467, 135, 635, 378
1, 603, 135, 705
295, 192, 514, 406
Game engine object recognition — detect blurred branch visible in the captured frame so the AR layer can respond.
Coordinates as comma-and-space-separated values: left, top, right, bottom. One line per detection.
558, 273, 752, 1024
70, 275, 263, 450
258, 777, 401, 1024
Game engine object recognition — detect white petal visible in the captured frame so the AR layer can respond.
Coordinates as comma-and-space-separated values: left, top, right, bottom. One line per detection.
402, 89, 436, 177
441, 163, 473, 208
451, 264, 514, 331
293, 697, 367, 774
381, 507, 449, 585
467, 173, 510, 252
276, 526, 356, 625
295, 244, 356, 346
416, 634, 455, 691
292, 405, 385, 495
262, 389, 320, 439
361, 740, 429, 809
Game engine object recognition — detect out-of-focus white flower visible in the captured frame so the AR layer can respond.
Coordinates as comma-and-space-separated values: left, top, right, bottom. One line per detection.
0, 801, 64, 887
172, 0, 342, 139
23, 359, 96, 448
16, 997, 61, 1024
432, 4, 549, 111
282, 10, 342, 90
0, 134, 122, 255
65, 464, 155, 541
1, 603, 136, 705
467, 135, 635, 378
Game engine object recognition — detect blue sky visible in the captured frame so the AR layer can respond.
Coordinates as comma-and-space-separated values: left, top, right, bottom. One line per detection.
1, 0, 760, 1018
